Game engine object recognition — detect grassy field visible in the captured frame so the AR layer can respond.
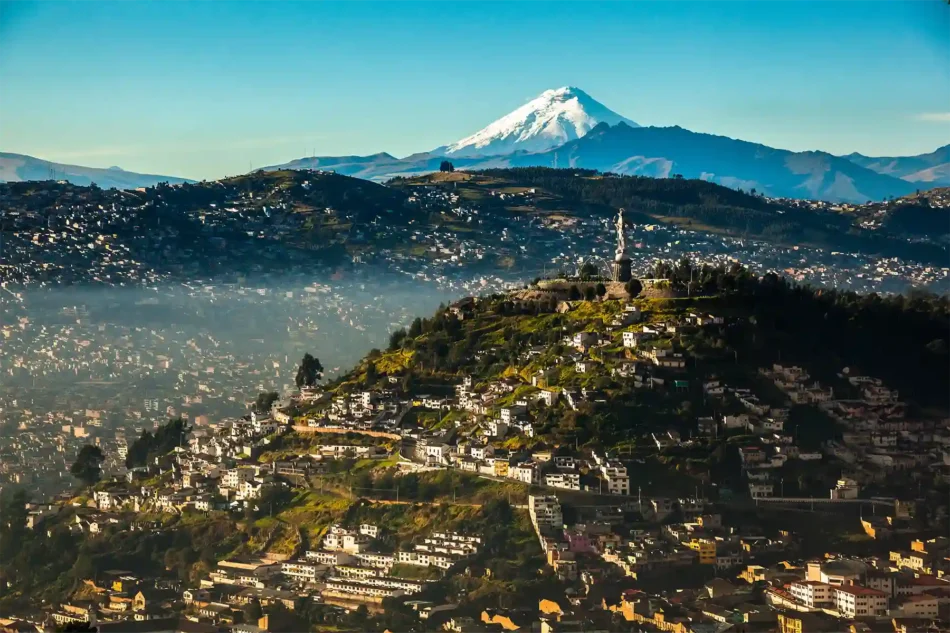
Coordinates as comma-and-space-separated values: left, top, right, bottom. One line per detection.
277, 490, 353, 545
374, 348, 415, 375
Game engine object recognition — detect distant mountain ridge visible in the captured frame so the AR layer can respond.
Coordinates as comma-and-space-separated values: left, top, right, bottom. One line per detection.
843, 144, 950, 187
266, 122, 927, 203
0, 152, 193, 189
265, 87, 940, 203
497, 122, 920, 203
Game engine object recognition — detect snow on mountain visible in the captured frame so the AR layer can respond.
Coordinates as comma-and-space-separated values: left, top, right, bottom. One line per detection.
440, 86, 638, 158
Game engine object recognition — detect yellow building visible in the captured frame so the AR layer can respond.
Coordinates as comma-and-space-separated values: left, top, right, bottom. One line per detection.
739, 565, 766, 584
619, 607, 689, 633
538, 599, 565, 619
890, 549, 931, 574
481, 610, 521, 631
688, 539, 717, 565
777, 613, 804, 633
493, 460, 509, 477
133, 591, 147, 612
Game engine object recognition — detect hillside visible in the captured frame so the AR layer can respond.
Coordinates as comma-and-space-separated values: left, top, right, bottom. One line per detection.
333, 261, 949, 417
286, 263, 945, 548
460, 168, 949, 263
3, 168, 948, 288
0, 170, 419, 284
879, 188, 950, 238
2, 261, 948, 622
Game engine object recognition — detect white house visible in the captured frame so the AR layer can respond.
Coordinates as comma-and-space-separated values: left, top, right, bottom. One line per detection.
486, 420, 509, 438
544, 472, 581, 491
509, 462, 538, 485
500, 405, 526, 424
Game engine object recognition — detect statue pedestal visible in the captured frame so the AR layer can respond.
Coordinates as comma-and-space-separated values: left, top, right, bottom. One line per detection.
612, 258, 632, 283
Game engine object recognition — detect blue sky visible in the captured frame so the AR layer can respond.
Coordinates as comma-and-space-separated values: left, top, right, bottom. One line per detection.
1, 0, 948, 180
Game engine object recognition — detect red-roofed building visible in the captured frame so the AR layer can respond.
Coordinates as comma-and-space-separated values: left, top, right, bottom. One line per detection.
897, 574, 950, 595
790, 580, 834, 608
893, 593, 939, 618
833, 585, 887, 618
738, 446, 765, 465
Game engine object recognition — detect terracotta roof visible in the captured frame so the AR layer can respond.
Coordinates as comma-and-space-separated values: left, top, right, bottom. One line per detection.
908, 575, 948, 587
901, 594, 938, 603
834, 585, 886, 597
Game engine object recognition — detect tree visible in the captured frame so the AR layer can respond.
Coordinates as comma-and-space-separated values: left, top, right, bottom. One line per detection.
254, 391, 279, 413
71, 445, 104, 487
69, 552, 96, 581
295, 353, 324, 389
584, 286, 597, 301
348, 604, 369, 627
126, 417, 188, 469
364, 362, 378, 386
0, 487, 28, 534
625, 278, 643, 297
595, 282, 607, 298
243, 599, 263, 624
568, 285, 582, 301
579, 261, 598, 280
439, 160, 454, 173
388, 328, 407, 350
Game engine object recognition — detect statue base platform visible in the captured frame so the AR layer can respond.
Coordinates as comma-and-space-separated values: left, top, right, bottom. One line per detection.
612, 258, 632, 283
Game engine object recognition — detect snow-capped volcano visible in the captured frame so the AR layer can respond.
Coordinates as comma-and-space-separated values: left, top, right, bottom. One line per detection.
440, 86, 638, 158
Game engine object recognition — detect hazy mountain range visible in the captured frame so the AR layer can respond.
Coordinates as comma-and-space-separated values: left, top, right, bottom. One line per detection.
844, 145, 950, 186
2, 87, 947, 202
0, 152, 194, 190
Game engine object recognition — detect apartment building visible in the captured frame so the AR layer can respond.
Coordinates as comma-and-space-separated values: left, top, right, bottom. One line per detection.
789, 581, 834, 608
529, 495, 563, 535
833, 586, 887, 618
